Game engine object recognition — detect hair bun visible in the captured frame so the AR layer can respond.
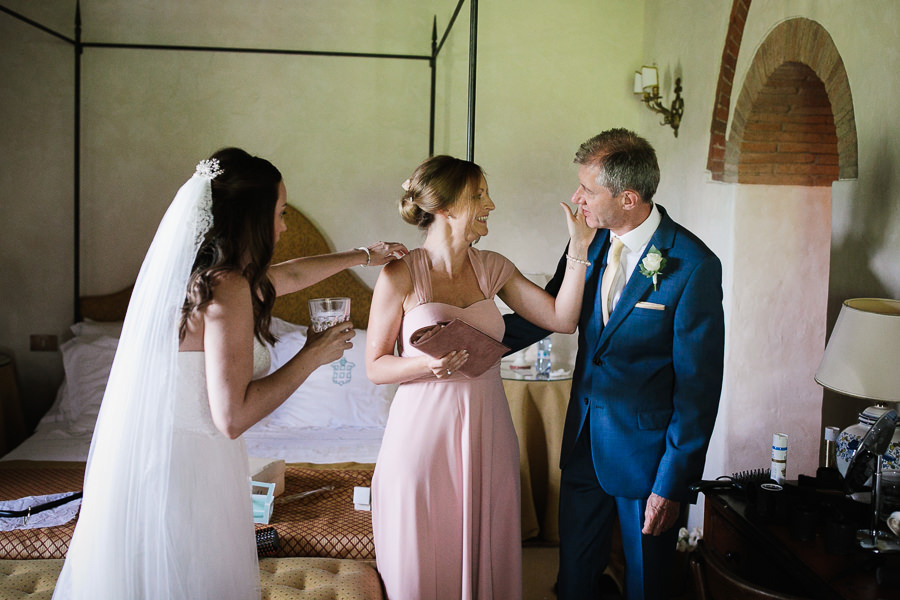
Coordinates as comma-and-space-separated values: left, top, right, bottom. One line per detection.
398, 194, 422, 225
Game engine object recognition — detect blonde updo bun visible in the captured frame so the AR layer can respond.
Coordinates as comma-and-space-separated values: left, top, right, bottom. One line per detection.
399, 190, 428, 227
397, 155, 484, 231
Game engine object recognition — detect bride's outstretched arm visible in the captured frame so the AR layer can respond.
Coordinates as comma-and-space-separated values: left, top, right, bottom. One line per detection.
202, 271, 354, 438
268, 242, 408, 297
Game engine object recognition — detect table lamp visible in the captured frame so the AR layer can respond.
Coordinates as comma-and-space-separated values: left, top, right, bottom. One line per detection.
814, 298, 900, 479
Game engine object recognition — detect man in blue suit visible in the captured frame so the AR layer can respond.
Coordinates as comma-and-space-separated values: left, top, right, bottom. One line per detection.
504, 129, 724, 600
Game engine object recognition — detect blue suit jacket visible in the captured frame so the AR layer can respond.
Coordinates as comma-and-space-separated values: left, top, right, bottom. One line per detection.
503, 205, 724, 502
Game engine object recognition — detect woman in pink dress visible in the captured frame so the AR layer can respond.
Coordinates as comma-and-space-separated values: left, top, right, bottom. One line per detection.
365, 155, 595, 599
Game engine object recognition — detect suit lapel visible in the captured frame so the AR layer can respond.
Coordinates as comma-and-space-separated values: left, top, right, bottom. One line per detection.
584, 231, 608, 285
585, 232, 611, 335
598, 205, 677, 343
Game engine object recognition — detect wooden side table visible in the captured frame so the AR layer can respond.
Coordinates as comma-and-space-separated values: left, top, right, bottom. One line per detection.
0, 353, 27, 455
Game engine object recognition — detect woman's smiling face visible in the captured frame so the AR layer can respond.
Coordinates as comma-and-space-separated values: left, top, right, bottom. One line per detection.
463, 175, 494, 243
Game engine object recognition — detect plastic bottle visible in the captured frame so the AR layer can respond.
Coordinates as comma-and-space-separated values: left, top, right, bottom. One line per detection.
770, 432, 788, 484
534, 337, 552, 379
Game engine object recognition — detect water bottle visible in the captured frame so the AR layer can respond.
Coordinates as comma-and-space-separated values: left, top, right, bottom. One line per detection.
534, 337, 552, 379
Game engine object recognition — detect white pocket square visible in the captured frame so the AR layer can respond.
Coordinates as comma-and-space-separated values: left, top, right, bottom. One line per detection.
635, 301, 666, 311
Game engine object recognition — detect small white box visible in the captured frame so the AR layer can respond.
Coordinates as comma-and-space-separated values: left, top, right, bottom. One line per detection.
353, 486, 371, 512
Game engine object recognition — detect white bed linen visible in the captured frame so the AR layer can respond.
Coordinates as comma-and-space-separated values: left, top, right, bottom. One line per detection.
1, 422, 383, 464
2, 318, 390, 464
0, 427, 93, 462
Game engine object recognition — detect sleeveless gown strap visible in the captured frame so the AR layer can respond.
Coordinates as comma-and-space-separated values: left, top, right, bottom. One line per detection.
403, 248, 433, 306
467, 246, 491, 299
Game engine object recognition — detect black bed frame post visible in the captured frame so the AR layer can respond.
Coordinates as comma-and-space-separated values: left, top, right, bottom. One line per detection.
74, 1, 82, 322
429, 17, 437, 157
466, 0, 478, 162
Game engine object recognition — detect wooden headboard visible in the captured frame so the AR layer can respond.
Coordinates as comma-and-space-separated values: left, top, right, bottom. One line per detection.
79, 205, 373, 328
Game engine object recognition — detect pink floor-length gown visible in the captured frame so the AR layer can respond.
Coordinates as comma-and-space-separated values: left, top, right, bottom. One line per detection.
372, 247, 522, 600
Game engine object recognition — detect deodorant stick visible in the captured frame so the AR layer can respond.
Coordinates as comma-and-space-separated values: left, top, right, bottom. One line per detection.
770, 432, 788, 484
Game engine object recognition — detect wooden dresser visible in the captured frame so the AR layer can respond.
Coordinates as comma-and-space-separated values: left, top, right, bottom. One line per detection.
703, 489, 900, 600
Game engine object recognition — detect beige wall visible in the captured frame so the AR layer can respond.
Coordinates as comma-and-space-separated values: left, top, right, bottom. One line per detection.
0, 6, 74, 426
723, 185, 831, 483
470, 0, 645, 365
475, 0, 644, 276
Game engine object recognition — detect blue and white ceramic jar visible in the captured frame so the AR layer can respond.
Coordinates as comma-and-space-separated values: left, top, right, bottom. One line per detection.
835, 404, 900, 485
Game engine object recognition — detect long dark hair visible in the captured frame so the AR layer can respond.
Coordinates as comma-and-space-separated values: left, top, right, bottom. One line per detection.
179, 147, 282, 344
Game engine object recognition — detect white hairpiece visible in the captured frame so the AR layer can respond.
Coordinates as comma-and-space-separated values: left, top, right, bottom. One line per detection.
195, 158, 224, 180
401, 178, 411, 192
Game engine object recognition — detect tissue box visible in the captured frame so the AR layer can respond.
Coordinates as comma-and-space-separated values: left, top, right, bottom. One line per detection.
251, 480, 276, 524
249, 457, 286, 497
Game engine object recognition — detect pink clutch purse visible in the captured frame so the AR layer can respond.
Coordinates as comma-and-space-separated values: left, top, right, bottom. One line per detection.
409, 318, 510, 378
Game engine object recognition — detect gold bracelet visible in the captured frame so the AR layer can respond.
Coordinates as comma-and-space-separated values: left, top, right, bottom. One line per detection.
566, 253, 591, 267
356, 246, 371, 267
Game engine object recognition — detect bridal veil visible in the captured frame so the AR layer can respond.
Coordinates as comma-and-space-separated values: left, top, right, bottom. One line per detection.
53, 162, 217, 599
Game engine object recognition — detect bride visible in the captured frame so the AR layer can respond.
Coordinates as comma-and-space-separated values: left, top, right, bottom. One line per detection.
52, 148, 407, 599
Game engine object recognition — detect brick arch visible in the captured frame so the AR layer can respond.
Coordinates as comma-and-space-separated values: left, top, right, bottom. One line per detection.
710, 17, 857, 184
736, 61, 839, 186
706, 0, 751, 178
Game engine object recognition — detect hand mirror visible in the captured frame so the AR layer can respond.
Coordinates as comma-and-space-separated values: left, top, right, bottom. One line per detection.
845, 409, 898, 492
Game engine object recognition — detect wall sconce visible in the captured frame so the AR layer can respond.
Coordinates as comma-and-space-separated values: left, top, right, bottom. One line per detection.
633, 66, 684, 137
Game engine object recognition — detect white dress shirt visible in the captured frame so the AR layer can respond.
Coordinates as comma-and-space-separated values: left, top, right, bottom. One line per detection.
606, 203, 661, 313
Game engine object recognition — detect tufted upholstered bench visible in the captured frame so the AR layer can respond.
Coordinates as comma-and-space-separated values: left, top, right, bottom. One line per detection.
0, 557, 383, 599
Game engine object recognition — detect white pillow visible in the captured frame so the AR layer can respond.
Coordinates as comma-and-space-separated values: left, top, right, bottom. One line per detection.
70, 319, 124, 339
47, 316, 394, 435
36, 321, 122, 432
254, 318, 395, 430
56, 335, 119, 432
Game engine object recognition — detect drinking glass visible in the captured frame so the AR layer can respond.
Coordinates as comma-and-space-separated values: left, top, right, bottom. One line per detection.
308, 297, 351, 332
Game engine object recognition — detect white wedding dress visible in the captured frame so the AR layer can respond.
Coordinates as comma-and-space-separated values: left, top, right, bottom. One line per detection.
165, 338, 270, 599
54, 339, 270, 600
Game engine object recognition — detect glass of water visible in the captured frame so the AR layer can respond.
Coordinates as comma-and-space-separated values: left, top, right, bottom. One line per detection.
308, 297, 351, 333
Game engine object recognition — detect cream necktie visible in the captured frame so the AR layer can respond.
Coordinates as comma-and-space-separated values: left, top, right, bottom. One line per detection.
601, 237, 625, 325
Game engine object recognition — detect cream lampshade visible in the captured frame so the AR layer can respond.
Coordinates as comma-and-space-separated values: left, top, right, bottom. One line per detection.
640, 65, 658, 90
815, 298, 900, 478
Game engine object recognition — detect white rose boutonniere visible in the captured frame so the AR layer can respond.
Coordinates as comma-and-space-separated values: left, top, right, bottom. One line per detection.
639, 245, 667, 291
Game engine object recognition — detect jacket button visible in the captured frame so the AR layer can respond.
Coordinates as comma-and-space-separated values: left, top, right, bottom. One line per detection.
583, 398, 589, 406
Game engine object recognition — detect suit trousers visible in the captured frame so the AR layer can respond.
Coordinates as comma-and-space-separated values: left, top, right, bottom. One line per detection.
558, 418, 678, 600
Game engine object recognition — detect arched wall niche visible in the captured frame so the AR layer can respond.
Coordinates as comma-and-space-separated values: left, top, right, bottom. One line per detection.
736, 61, 838, 186
709, 17, 858, 184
